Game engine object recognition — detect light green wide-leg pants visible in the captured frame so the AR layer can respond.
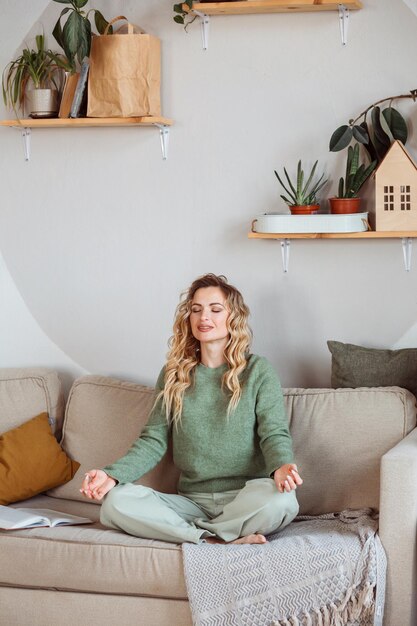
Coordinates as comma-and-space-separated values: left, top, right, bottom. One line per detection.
100, 478, 299, 544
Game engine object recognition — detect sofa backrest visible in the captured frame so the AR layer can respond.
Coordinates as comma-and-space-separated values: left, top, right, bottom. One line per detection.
48, 374, 417, 515
0, 368, 64, 437
286, 386, 415, 514
47, 375, 180, 502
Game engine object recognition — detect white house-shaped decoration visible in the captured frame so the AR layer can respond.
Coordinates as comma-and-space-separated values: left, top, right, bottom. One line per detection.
374, 140, 417, 231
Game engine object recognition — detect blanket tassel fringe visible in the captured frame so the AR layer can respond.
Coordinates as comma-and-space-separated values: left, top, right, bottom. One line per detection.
271, 582, 375, 626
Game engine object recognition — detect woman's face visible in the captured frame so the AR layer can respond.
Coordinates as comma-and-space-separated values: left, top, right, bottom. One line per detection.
190, 286, 229, 345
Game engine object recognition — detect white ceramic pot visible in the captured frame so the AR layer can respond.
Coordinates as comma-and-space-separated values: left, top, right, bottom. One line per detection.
26, 88, 59, 118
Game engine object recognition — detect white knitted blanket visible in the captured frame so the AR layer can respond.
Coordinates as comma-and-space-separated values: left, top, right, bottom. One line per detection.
182, 509, 386, 626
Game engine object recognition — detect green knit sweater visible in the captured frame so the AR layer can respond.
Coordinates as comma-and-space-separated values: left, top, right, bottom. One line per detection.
104, 354, 294, 494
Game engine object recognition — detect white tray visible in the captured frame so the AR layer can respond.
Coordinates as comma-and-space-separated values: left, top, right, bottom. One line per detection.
252, 212, 369, 234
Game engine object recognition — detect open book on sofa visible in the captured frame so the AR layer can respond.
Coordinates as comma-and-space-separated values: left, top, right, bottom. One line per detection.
0, 506, 92, 530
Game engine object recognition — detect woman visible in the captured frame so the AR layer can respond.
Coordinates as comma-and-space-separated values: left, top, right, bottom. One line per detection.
81, 273, 302, 544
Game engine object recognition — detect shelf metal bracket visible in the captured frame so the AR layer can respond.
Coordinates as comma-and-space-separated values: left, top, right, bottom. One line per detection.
338, 4, 349, 46
21, 127, 31, 161
280, 239, 290, 273
154, 124, 170, 160
402, 237, 413, 272
192, 10, 210, 50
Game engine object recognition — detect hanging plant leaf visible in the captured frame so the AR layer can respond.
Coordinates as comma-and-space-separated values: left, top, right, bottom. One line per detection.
63, 11, 84, 58
359, 121, 378, 164
379, 110, 394, 143
382, 107, 408, 144
52, 7, 72, 54
352, 125, 368, 144
94, 11, 112, 35
73, 0, 89, 8
329, 125, 353, 152
371, 106, 391, 161
77, 18, 91, 62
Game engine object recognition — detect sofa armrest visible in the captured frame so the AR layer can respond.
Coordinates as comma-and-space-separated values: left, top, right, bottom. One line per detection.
379, 427, 417, 626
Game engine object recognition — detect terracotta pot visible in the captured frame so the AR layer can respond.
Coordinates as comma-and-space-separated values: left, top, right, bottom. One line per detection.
329, 197, 361, 214
289, 204, 319, 215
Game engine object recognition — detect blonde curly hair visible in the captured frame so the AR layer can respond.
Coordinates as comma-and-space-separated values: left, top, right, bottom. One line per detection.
157, 273, 252, 427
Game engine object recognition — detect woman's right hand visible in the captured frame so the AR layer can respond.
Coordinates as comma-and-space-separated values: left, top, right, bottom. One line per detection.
80, 469, 116, 501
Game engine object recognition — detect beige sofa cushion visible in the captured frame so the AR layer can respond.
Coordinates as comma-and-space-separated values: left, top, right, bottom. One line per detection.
287, 386, 416, 515
0, 368, 64, 437
1, 494, 186, 599
48, 376, 180, 503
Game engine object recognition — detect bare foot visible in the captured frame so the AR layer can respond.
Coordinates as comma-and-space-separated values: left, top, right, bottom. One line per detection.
205, 534, 267, 545
232, 534, 267, 544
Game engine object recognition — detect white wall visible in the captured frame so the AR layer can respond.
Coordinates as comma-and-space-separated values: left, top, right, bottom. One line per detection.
1, 0, 417, 389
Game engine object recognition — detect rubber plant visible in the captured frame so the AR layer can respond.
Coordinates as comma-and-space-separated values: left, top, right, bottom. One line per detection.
52, 0, 112, 72
329, 89, 417, 163
274, 160, 328, 214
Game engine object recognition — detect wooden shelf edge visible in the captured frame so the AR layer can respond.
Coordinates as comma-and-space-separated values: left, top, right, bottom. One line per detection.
189, 0, 362, 15
0, 116, 173, 129
248, 231, 417, 239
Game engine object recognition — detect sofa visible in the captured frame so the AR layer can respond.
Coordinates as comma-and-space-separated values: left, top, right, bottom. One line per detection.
0, 367, 417, 626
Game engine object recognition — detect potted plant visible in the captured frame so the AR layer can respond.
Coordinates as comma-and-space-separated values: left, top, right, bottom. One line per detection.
329, 144, 377, 214
2, 34, 64, 117
329, 88, 417, 164
173, 0, 239, 27
274, 160, 328, 215
173, 1, 195, 27
52, 0, 111, 73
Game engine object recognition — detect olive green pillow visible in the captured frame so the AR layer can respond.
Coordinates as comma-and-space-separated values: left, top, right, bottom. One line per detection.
328, 340, 417, 399
0, 412, 80, 505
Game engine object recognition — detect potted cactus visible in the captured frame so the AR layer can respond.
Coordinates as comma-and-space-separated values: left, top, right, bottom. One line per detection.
329, 144, 377, 214
274, 160, 328, 215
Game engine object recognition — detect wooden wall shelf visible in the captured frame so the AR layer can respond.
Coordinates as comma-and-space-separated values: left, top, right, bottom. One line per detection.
248, 230, 417, 272
186, 1, 361, 49
0, 117, 173, 129
0, 117, 173, 161
189, 1, 362, 15
248, 231, 417, 240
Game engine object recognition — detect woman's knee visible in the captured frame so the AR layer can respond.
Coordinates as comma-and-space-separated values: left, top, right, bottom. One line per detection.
100, 483, 138, 522
257, 490, 299, 535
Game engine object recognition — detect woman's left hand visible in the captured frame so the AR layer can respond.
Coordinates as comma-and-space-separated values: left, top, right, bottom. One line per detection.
273, 464, 303, 493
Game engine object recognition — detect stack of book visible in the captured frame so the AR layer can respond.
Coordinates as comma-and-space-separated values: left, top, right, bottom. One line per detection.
58, 59, 90, 119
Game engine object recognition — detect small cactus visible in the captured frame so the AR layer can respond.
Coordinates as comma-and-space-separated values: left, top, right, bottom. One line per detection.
274, 160, 327, 207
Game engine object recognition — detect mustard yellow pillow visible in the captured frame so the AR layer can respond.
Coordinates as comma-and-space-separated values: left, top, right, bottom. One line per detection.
0, 412, 80, 505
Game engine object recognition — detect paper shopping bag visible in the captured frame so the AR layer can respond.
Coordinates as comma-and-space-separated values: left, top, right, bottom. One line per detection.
87, 17, 161, 118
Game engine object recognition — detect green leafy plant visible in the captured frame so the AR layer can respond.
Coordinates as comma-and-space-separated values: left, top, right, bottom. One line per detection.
274, 160, 328, 206
173, 0, 197, 28
336, 144, 377, 198
52, 0, 111, 72
2, 34, 64, 112
329, 89, 417, 163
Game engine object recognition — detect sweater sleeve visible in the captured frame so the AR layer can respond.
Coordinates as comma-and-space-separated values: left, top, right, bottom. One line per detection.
103, 367, 169, 484
255, 359, 294, 476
